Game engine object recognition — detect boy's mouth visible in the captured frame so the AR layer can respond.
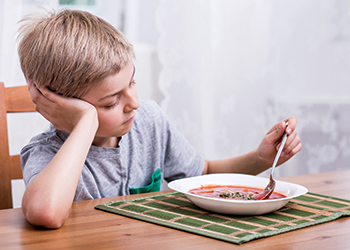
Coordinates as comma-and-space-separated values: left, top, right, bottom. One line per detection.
123, 116, 134, 124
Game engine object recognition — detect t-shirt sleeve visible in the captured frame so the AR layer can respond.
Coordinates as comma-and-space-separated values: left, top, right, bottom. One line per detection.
163, 119, 205, 182
20, 136, 60, 187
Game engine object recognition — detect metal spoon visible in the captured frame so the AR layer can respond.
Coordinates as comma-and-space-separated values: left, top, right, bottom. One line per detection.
253, 121, 289, 200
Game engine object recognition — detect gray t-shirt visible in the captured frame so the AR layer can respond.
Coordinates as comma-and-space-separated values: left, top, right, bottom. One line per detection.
20, 100, 205, 201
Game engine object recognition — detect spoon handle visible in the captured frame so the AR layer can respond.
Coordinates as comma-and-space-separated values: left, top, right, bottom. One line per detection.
270, 121, 289, 177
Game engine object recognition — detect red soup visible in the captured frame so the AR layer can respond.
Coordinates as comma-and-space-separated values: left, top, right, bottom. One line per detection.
189, 185, 286, 200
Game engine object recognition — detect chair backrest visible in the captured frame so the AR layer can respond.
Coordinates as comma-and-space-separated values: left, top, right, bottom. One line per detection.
0, 82, 35, 209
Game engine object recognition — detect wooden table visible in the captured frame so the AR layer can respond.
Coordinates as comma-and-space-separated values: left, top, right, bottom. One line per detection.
1, 170, 350, 250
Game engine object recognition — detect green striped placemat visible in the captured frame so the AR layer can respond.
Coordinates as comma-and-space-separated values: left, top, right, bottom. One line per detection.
95, 192, 350, 244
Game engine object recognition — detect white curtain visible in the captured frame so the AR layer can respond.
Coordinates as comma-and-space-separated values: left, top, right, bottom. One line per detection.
0, 0, 24, 86
156, 0, 350, 177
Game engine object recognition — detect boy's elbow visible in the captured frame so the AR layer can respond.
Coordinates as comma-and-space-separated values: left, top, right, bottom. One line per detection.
22, 199, 69, 229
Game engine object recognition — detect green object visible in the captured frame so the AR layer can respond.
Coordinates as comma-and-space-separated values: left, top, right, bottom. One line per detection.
95, 192, 350, 245
129, 169, 161, 194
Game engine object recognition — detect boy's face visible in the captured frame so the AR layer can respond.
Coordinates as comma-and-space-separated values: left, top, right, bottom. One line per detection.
82, 63, 139, 147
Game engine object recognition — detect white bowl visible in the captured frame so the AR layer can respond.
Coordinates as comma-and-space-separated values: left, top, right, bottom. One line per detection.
168, 173, 308, 215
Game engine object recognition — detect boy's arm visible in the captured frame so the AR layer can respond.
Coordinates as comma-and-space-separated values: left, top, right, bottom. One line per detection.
203, 118, 302, 175
22, 83, 98, 229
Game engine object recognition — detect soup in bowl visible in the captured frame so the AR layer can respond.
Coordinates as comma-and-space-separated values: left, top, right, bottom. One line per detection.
189, 184, 287, 200
168, 173, 308, 215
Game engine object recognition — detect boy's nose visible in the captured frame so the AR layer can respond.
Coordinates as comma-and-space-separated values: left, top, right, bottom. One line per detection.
124, 91, 139, 112
130, 95, 140, 110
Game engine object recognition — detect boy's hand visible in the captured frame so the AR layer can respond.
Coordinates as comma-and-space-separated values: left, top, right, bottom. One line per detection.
256, 117, 302, 169
28, 81, 98, 133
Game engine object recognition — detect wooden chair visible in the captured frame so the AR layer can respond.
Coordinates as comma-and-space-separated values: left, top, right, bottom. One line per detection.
0, 82, 35, 209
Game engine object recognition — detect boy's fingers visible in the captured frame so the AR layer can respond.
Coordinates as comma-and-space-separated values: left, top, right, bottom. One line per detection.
37, 86, 68, 106
291, 142, 303, 155
284, 132, 301, 155
266, 117, 298, 144
28, 83, 45, 106
266, 121, 286, 142
36, 85, 54, 101
285, 117, 298, 135
281, 139, 302, 158
27, 82, 57, 116
278, 130, 296, 152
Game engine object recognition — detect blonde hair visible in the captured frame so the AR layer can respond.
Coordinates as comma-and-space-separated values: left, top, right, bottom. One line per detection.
17, 9, 134, 98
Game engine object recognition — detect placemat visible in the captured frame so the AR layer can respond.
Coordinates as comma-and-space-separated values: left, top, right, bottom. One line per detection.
95, 192, 350, 244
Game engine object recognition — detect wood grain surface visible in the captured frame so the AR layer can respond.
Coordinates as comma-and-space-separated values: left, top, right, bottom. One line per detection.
1, 170, 350, 250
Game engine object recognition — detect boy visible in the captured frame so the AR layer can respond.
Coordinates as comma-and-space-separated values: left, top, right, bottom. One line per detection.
17, 9, 301, 229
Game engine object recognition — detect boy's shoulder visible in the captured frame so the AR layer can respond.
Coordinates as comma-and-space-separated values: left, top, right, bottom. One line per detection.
21, 125, 67, 153
136, 100, 165, 120
138, 99, 161, 112
131, 99, 171, 137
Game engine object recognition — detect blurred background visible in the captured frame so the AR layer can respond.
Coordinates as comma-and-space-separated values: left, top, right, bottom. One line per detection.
1, 0, 350, 207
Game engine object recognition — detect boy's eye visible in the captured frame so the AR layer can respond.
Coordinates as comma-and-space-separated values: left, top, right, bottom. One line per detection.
105, 101, 118, 110
130, 79, 136, 86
